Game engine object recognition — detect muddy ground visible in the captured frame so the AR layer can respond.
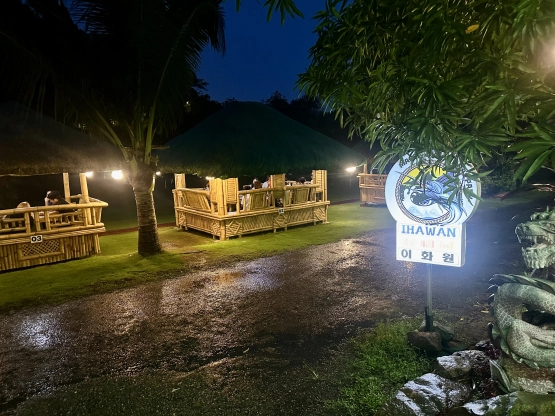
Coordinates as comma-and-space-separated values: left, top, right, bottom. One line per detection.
0, 195, 551, 415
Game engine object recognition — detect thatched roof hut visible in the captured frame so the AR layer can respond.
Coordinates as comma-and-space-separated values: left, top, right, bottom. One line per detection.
157, 101, 366, 177
0, 102, 124, 176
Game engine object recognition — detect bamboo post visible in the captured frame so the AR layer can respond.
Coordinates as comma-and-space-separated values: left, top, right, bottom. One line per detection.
79, 173, 90, 202
208, 179, 215, 215
63, 173, 71, 201
214, 179, 226, 217
323, 170, 328, 202
79, 173, 92, 225
175, 173, 185, 188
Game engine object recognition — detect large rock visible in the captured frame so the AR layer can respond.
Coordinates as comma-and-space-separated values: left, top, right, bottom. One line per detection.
407, 330, 443, 355
419, 319, 455, 344
375, 373, 471, 416
435, 350, 490, 381
446, 391, 555, 415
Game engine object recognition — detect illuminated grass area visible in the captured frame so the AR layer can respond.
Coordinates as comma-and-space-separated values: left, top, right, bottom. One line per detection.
0, 202, 392, 311
1, 191, 552, 312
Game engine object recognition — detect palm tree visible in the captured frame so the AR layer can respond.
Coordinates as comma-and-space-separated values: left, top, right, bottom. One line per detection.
70, 0, 227, 255
1, 0, 226, 255
1, 0, 303, 256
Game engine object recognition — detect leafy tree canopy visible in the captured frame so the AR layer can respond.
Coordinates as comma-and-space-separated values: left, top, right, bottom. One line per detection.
299, 0, 555, 195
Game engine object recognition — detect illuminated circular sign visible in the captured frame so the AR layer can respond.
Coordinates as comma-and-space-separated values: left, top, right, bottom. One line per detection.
385, 158, 480, 225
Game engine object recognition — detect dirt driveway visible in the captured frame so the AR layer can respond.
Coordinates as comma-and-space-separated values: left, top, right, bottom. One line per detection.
0, 196, 549, 415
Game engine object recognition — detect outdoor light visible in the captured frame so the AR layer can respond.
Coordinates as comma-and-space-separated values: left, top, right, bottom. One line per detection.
111, 170, 123, 180
156, 171, 162, 176
206, 176, 215, 180
346, 167, 356, 173
85, 171, 93, 178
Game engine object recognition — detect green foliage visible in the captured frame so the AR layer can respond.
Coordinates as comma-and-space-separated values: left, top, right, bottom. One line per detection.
299, 0, 555, 189
331, 319, 433, 415
479, 155, 518, 196
480, 168, 517, 197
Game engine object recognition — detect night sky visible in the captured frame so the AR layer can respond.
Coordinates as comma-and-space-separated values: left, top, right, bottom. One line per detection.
197, 1, 326, 103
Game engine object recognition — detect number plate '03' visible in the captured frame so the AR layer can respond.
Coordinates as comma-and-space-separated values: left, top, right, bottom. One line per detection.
30, 235, 43, 244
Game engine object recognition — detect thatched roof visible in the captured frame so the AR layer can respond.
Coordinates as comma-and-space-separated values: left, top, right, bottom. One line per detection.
157, 101, 366, 177
0, 102, 124, 176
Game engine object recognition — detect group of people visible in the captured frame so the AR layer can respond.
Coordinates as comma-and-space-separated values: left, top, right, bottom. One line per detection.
1, 191, 72, 221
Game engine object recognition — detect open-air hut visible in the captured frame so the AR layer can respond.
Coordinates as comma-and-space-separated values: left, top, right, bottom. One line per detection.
0, 102, 123, 271
351, 140, 388, 205
157, 101, 366, 239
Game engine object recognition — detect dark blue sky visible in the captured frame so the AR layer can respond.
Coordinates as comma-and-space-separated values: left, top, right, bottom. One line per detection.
197, 1, 326, 103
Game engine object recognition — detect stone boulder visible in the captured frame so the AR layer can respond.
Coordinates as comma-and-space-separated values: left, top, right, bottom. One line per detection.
419, 319, 455, 344
446, 391, 555, 415
407, 330, 443, 355
435, 350, 489, 381
375, 373, 471, 416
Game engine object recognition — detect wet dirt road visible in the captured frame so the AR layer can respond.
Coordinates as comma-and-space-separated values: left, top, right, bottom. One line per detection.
0, 201, 538, 415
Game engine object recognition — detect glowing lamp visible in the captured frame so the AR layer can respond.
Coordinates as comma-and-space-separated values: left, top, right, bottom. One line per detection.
346, 167, 356, 173
111, 170, 123, 180
156, 171, 162, 176
205, 176, 215, 180
85, 171, 93, 178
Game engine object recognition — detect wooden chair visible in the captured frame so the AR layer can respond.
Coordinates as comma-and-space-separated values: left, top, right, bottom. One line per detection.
224, 178, 240, 212
184, 190, 211, 211
248, 192, 267, 210
293, 187, 310, 204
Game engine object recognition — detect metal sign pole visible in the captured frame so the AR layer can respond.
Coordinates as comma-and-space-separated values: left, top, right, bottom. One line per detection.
425, 263, 433, 331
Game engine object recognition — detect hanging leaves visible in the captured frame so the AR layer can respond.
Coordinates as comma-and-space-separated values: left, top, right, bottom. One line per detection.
298, 0, 555, 188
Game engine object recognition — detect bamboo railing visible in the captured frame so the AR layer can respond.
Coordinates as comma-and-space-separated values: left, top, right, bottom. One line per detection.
172, 170, 329, 240
358, 165, 387, 205
0, 172, 109, 272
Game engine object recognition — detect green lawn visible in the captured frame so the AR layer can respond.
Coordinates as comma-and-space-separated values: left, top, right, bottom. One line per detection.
1, 181, 552, 313
0, 201, 392, 312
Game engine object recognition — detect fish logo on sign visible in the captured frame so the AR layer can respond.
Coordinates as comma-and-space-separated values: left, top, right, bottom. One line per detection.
386, 160, 480, 226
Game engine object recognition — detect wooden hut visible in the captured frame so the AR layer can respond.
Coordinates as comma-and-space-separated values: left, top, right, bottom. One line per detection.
0, 102, 124, 271
351, 141, 388, 205
358, 164, 387, 205
157, 101, 365, 239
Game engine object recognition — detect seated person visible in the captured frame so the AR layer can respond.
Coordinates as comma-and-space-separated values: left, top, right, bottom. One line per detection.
45, 191, 76, 214
262, 176, 271, 188
1, 201, 31, 220
240, 185, 251, 209
253, 180, 263, 189
296, 177, 306, 184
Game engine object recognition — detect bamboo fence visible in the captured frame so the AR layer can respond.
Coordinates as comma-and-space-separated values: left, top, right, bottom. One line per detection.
358, 165, 387, 205
173, 170, 329, 240
0, 172, 108, 272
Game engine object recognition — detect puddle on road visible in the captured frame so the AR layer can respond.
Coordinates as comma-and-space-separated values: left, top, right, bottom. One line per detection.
16, 313, 63, 350
214, 270, 244, 285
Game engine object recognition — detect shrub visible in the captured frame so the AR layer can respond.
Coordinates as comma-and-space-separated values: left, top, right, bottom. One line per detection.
479, 159, 517, 197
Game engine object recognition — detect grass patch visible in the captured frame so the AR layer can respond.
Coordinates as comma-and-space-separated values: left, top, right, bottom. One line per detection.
2, 190, 553, 312
191, 203, 394, 262
0, 203, 393, 312
330, 319, 433, 415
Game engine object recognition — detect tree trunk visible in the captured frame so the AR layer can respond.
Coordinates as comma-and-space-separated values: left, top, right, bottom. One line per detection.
129, 164, 162, 256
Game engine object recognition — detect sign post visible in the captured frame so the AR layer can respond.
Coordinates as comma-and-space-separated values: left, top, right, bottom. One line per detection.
384, 157, 480, 331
